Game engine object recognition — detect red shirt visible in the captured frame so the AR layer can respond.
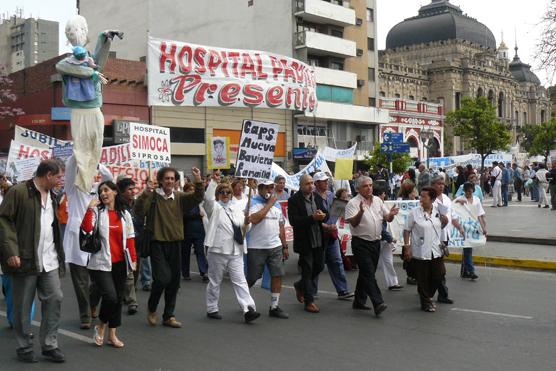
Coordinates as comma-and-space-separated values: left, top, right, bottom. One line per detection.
82, 209, 136, 263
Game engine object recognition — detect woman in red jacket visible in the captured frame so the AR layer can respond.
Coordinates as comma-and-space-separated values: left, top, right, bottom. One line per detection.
81, 181, 136, 348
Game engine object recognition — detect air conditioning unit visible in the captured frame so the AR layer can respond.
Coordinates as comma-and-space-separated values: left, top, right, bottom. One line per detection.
357, 79, 365, 87
356, 18, 363, 26
356, 48, 363, 56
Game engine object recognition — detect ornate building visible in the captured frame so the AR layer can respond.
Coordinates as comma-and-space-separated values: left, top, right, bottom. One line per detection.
378, 0, 550, 155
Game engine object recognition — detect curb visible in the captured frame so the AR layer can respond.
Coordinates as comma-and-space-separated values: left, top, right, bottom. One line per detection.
488, 235, 556, 246
444, 253, 556, 271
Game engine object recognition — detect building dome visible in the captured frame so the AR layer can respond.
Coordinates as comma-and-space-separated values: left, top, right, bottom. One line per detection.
509, 47, 541, 85
386, 0, 497, 50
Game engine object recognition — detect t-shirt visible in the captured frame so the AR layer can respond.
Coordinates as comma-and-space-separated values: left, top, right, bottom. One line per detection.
247, 197, 284, 249
404, 205, 443, 260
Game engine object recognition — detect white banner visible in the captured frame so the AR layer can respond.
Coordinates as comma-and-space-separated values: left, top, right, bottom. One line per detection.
235, 120, 279, 180
322, 144, 357, 162
271, 152, 332, 191
147, 37, 317, 112
6, 140, 52, 177
14, 125, 70, 149
129, 122, 171, 163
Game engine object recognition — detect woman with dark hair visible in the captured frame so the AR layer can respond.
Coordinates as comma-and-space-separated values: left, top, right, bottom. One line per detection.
455, 182, 487, 280
82, 181, 136, 348
403, 186, 449, 312
454, 166, 466, 196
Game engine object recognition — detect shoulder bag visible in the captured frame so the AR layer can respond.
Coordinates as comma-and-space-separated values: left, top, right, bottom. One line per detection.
79, 208, 101, 254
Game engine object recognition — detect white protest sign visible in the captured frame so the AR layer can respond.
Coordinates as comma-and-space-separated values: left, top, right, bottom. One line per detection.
14, 125, 70, 149
6, 140, 52, 177
322, 144, 357, 162
13, 156, 41, 182
129, 123, 171, 163
449, 202, 487, 248
235, 120, 279, 180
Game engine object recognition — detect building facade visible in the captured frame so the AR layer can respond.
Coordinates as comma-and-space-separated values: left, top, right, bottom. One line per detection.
0, 15, 58, 73
80, 0, 388, 170
378, 0, 550, 155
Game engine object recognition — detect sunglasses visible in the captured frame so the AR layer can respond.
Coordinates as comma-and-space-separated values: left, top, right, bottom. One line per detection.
218, 190, 232, 196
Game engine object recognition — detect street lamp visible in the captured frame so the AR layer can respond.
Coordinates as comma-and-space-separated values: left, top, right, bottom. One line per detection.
420, 128, 435, 168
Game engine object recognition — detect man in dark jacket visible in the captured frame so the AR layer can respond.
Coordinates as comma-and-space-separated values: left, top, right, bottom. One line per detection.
288, 174, 327, 313
0, 160, 65, 363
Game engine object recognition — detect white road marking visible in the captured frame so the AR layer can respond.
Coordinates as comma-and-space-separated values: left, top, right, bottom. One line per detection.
0, 310, 94, 344
451, 308, 533, 320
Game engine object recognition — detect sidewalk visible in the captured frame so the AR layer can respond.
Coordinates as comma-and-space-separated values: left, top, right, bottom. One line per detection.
443, 241, 556, 271
481, 196, 555, 245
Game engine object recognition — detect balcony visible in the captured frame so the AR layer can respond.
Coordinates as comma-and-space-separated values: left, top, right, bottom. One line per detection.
314, 67, 357, 89
294, 0, 356, 27
299, 101, 389, 124
295, 30, 356, 58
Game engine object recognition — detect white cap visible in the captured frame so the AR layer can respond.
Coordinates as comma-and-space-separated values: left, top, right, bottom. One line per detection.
313, 172, 329, 182
259, 179, 275, 186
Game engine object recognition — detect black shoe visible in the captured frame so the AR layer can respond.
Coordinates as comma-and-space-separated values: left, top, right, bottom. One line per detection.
183, 276, 192, 281
269, 306, 289, 319
201, 274, 209, 283
461, 272, 471, 279
406, 277, 417, 285
437, 297, 454, 304
207, 311, 222, 320
469, 273, 478, 280
42, 348, 65, 363
127, 305, 138, 315
352, 302, 371, 310
388, 285, 403, 291
17, 351, 38, 363
543, 205, 550, 208
337, 291, 355, 300
374, 303, 388, 316
244, 306, 260, 323
142, 284, 151, 291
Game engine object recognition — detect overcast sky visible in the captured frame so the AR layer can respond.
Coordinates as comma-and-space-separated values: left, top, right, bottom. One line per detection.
1, 0, 552, 85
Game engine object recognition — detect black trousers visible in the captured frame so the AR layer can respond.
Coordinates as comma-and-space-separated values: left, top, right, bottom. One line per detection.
148, 241, 181, 320
351, 237, 383, 308
412, 257, 446, 308
69, 263, 99, 324
89, 261, 127, 328
294, 245, 324, 305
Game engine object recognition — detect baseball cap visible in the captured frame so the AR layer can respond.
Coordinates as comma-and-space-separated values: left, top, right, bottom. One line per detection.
313, 172, 330, 182
259, 179, 275, 186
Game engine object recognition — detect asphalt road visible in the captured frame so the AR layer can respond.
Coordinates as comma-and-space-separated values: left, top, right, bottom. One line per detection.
1, 258, 555, 371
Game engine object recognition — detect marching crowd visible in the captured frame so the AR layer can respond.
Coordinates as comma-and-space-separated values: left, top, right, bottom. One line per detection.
0, 157, 554, 364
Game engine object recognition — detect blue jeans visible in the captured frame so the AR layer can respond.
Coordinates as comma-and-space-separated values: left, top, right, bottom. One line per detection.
461, 248, 475, 274
531, 183, 539, 201
501, 184, 509, 206
181, 235, 208, 277
1, 275, 35, 327
140, 257, 152, 287
313, 239, 349, 295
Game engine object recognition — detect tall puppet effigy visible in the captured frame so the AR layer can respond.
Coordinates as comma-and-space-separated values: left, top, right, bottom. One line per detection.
56, 15, 123, 192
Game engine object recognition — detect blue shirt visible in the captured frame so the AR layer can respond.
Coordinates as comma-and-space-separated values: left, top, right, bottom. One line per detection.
455, 184, 484, 201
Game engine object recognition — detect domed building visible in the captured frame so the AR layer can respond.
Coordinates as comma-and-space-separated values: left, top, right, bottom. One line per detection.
378, 0, 550, 156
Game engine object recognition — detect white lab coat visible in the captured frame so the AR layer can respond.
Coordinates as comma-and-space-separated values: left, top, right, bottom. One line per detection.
63, 156, 113, 266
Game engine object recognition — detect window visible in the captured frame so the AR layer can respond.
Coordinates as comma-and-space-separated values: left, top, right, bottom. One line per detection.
368, 97, 376, 107
523, 112, 527, 125
455, 92, 461, 110
170, 127, 205, 143
330, 29, 343, 38
422, 97, 428, 101
329, 60, 344, 70
316, 84, 353, 104
367, 37, 375, 51
541, 110, 546, 123
409, 95, 415, 100
367, 68, 375, 81
394, 93, 400, 98
379, 91, 385, 97
366, 8, 374, 22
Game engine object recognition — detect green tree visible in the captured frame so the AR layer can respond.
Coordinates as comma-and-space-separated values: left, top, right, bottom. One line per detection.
524, 119, 556, 164
446, 96, 511, 170
363, 141, 412, 174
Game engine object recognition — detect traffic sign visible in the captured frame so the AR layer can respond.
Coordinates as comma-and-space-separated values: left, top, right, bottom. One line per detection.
380, 143, 393, 153
383, 132, 403, 143
391, 143, 410, 153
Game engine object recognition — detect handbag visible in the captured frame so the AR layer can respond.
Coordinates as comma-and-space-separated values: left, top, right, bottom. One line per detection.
224, 209, 244, 245
141, 193, 158, 258
79, 208, 101, 254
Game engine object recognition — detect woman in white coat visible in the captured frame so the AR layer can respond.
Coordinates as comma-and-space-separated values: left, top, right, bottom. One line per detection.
204, 182, 260, 323
81, 181, 136, 347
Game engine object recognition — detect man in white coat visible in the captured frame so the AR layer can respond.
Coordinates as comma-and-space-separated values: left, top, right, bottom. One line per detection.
490, 161, 503, 207
63, 155, 113, 329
